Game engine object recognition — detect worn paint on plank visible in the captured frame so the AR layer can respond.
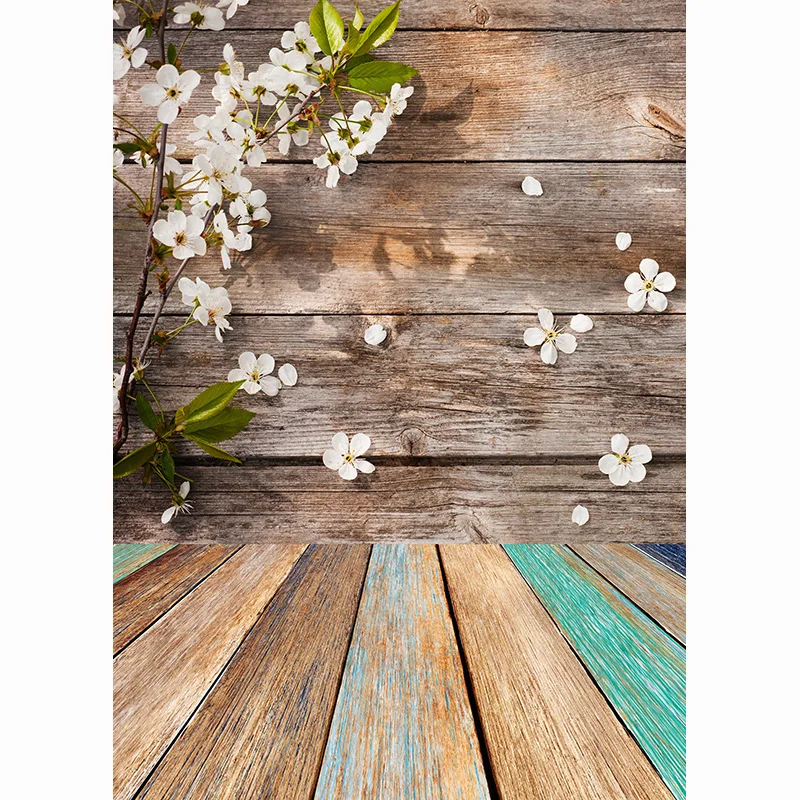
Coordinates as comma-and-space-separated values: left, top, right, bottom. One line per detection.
635, 543, 686, 575
113, 543, 173, 583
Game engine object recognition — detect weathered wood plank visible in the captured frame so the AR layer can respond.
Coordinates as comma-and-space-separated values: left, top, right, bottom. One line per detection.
114, 162, 685, 315
439, 545, 673, 799
634, 543, 686, 575
505, 545, 685, 799
114, 32, 685, 161
114, 463, 685, 542
113, 543, 174, 583
136, 545, 370, 800
114, 313, 685, 459
571, 543, 685, 643
314, 545, 490, 799
113, 544, 239, 654
113, 545, 305, 800
115, 0, 686, 31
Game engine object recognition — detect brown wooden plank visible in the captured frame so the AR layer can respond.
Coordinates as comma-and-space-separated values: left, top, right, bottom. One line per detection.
113, 545, 305, 800
135, 545, 370, 800
114, 462, 685, 543
113, 32, 685, 161
114, 313, 684, 459
313, 545, 490, 798
113, 544, 239, 654
570, 543, 686, 643
114, 162, 685, 315
439, 545, 673, 799
115, 0, 685, 31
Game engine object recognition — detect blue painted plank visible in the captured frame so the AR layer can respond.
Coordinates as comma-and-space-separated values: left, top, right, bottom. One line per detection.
634, 544, 686, 576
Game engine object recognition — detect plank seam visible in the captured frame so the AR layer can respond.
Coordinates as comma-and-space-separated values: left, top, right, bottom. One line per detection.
436, 546, 502, 800
113, 546, 244, 659
633, 544, 687, 578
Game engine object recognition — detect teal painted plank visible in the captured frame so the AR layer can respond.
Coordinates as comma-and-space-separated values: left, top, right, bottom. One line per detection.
504, 545, 686, 800
314, 545, 490, 800
113, 544, 175, 583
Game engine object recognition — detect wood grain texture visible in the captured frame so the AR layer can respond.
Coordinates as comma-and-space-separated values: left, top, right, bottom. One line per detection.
439, 545, 673, 799
115, 0, 686, 31
571, 543, 686, 643
505, 544, 685, 799
114, 32, 685, 161
113, 545, 305, 800
113, 544, 239, 654
114, 162, 685, 316
113, 544, 174, 583
635, 543, 686, 575
314, 545, 490, 799
114, 462, 685, 542
136, 545, 370, 800
115, 313, 685, 459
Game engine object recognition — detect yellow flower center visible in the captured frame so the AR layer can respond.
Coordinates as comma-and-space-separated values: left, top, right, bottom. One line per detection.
643, 280, 654, 291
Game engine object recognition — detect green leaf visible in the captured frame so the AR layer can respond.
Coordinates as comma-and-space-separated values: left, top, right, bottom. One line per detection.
135, 393, 159, 431
183, 407, 255, 443
167, 42, 178, 65
309, 0, 345, 56
114, 141, 145, 155
353, 1, 401, 56
343, 21, 361, 54
353, 3, 364, 29
113, 442, 158, 479
179, 381, 244, 426
185, 435, 242, 463
160, 448, 175, 484
344, 53, 375, 71
348, 60, 418, 93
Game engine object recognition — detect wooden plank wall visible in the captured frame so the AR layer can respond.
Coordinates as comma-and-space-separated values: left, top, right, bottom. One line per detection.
113, 4, 685, 542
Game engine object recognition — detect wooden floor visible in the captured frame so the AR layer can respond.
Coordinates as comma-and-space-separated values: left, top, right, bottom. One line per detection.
113, 542, 686, 800
113, 2, 685, 542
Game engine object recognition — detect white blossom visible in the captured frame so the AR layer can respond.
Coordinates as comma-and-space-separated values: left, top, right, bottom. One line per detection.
278, 363, 298, 386
570, 314, 593, 333
364, 323, 387, 345
178, 276, 209, 305
130, 143, 183, 176
213, 211, 252, 269
313, 137, 357, 188
616, 231, 632, 251
226, 120, 266, 166
113, 26, 147, 80
140, 64, 201, 124
242, 64, 278, 105
192, 144, 244, 205
227, 352, 281, 395
381, 83, 414, 124
598, 434, 652, 486
173, 2, 225, 30
330, 100, 387, 154
268, 47, 317, 97
217, 0, 249, 20
162, 481, 193, 524
229, 189, 270, 231
189, 111, 229, 149
521, 176, 543, 196
178, 277, 232, 341
275, 102, 310, 155
572, 505, 589, 526
153, 210, 207, 259
523, 308, 577, 364
323, 433, 375, 480
624, 258, 676, 312
281, 21, 320, 64
112, 3, 125, 24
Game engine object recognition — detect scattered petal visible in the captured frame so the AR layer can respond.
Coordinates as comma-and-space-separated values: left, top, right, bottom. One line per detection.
616, 231, 632, 251
278, 363, 298, 386
572, 505, 589, 526
364, 323, 388, 345
570, 314, 593, 333
521, 176, 543, 196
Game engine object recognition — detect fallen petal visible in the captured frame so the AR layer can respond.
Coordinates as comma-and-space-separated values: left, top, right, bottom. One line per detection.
364, 323, 388, 345
570, 313, 593, 332
278, 363, 298, 386
521, 176, 543, 196
616, 231, 632, 251
572, 505, 589, 526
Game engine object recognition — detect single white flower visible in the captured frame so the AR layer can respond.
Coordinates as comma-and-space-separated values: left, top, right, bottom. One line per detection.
113, 25, 147, 80
153, 210, 207, 259
178, 276, 210, 306
229, 189, 270, 231
281, 21, 319, 63
278, 363, 298, 386
364, 323, 387, 345
625, 258, 676, 312
242, 64, 279, 105
523, 308, 577, 364
598, 434, 653, 486
226, 120, 266, 166
161, 481, 193, 524
227, 352, 281, 395
616, 231, 632, 251
323, 432, 375, 481
268, 47, 316, 96
572, 505, 589, 526
140, 64, 201, 124
313, 137, 358, 188
521, 176, 543, 196
570, 313, 593, 333
381, 83, 414, 124
330, 100, 387, 154
195, 283, 232, 342
173, 2, 225, 30
274, 102, 310, 155
217, 0, 249, 20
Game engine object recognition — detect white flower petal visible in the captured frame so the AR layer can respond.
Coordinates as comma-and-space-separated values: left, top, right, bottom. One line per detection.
354, 459, 375, 474
158, 99, 180, 125
569, 314, 593, 333
653, 271, 676, 292
523, 327, 545, 347
349, 433, 371, 457
647, 290, 669, 312
627, 462, 647, 483
332, 432, 350, 455
624, 272, 645, 293
323, 449, 345, 470
256, 353, 275, 374
338, 462, 358, 480
238, 352, 257, 372
598, 453, 619, 475
609, 465, 630, 486
521, 176, 543, 196
615, 231, 632, 251
260, 376, 282, 396
540, 341, 557, 364
364, 323, 387, 345
537, 308, 554, 330
639, 258, 660, 280
179, 481, 191, 499
571, 505, 589, 526
627, 290, 647, 312
161, 506, 177, 524
628, 444, 653, 464
555, 332, 577, 354
243, 380, 261, 395
611, 434, 629, 454
278, 363, 298, 386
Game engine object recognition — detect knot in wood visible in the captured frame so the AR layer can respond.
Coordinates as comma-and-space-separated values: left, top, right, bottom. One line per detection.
399, 427, 429, 455
469, 3, 491, 26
